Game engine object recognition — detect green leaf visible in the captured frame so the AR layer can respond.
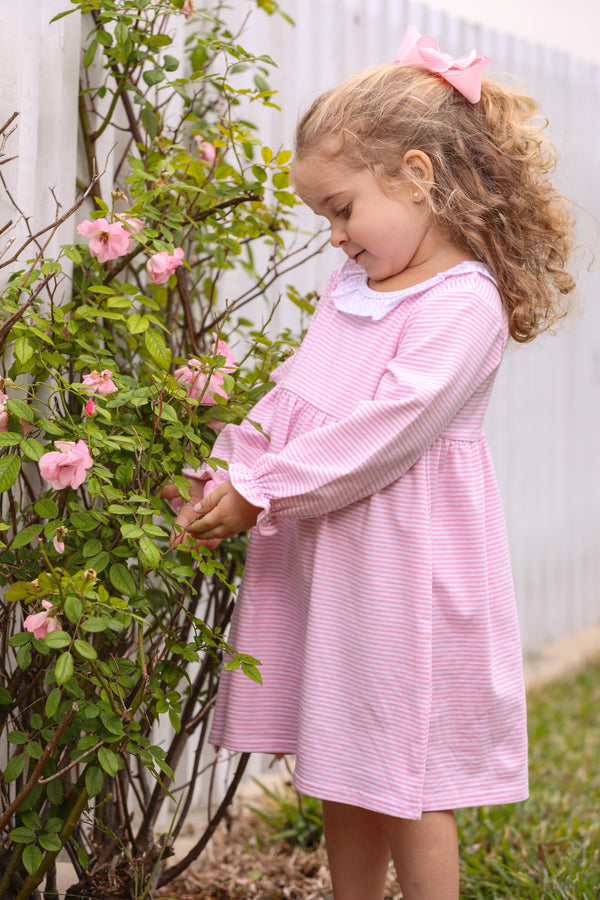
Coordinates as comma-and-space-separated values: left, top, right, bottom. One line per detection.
96, 29, 112, 47
163, 54, 179, 72
9, 825, 36, 843
106, 296, 132, 309
100, 708, 123, 735
23, 844, 43, 876
85, 550, 109, 573
139, 534, 161, 569
45, 687, 62, 718
254, 74, 270, 93
98, 746, 120, 777
27, 740, 44, 759
261, 146, 273, 163
45, 816, 65, 834
272, 171, 289, 189
38, 832, 62, 852
0, 455, 21, 492
63, 244, 83, 264
64, 595, 83, 623
14, 336, 34, 365
80, 617, 106, 633
157, 403, 178, 424
107, 503, 132, 515
144, 330, 172, 368
16, 645, 32, 671
7, 731, 28, 745
35, 497, 59, 518
143, 68, 165, 86
87, 284, 117, 295
127, 313, 149, 334
44, 630, 71, 649
74, 639, 97, 660
69, 511, 98, 531
0, 433, 21, 446
10, 524, 42, 550
109, 563, 137, 598
121, 523, 143, 540
20, 438, 45, 461
85, 766, 104, 798
115, 21, 129, 44
7, 397, 35, 423
4, 581, 37, 602
82, 38, 98, 68
142, 523, 168, 538
55, 651, 74, 686
252, 165, 267, 184
21, 811, 42, 830
4, 752, 26, 783
9, 632, 31, 646
83, 538, 103, 558
190, 44, 207, 72
274, 190, 296, 207
0, 686, 12, 705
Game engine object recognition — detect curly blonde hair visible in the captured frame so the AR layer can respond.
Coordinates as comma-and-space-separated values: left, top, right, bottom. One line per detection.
294, 65, 575, 342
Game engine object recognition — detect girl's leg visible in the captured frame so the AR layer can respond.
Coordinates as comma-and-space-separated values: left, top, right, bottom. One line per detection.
382, 809, 459, 900
322, 799, 390, 900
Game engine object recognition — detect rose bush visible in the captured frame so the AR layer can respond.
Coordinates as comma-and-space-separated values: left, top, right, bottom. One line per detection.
0, 2, 320, 898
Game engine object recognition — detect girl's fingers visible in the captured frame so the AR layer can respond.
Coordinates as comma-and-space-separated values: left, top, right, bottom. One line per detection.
186, 508, 222, 536
161, 483, 181, 500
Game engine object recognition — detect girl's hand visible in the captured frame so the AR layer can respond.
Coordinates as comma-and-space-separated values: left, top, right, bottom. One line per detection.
162, 480, 221, 550
184, 480, 261, 542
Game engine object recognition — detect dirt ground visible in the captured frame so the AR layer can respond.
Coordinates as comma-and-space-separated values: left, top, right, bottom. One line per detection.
156, 805, 403, 900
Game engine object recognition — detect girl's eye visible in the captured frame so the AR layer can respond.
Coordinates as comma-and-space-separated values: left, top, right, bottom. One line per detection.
336, 203, 352, 219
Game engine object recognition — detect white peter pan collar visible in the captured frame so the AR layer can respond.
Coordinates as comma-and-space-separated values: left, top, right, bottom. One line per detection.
330, 258, 496, 321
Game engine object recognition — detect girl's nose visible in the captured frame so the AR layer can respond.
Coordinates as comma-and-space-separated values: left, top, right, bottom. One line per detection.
329, 222, 347, 248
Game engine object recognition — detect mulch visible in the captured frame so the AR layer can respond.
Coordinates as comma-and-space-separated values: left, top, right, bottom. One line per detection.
156, 803, 403, 900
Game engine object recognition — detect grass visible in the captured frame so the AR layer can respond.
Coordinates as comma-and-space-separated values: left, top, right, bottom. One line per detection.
248, 660, 600, 899
456, 660, 600, 899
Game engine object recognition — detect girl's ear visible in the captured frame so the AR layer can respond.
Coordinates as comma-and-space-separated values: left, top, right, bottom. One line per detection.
402, 149, 434, 195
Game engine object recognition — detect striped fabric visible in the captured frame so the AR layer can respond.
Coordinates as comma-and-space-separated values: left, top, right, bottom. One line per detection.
205, 259, 528, 818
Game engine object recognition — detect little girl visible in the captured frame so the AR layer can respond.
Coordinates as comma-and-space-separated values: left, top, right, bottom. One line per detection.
169, 26, 574, 899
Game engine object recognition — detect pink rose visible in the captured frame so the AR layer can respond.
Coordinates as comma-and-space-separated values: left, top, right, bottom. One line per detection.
0, 393, 8, 432
147, 248, 185, 285
212, 333, 236, 370
174, 334, 236, 405
53, 537, 65, 554
39, 440, 93, 490
76, 218, 131, 263
84, 398, 95, 417
23, 600, 62, 640
194, 137, 217, 165
182, 0, 194, 17
117, 215, 144, 252
81, 369, 117, 396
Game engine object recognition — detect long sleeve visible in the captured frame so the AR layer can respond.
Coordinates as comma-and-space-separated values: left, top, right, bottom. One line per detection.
225, 285, 508, 534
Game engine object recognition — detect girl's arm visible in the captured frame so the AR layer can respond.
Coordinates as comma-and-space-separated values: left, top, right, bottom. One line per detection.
190, 287, 507, 540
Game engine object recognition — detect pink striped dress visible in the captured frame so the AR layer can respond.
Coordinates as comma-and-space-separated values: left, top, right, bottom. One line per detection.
201, 258, 528, 818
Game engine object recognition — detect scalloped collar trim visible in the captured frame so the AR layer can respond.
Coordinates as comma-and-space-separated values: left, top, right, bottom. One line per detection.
330, 258, 495, 320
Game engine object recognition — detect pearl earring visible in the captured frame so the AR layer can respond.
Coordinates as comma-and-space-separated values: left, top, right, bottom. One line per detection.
413, 191, 421, 201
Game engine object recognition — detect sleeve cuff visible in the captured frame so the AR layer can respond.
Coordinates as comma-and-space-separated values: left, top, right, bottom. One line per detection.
228, 462, 278, 536
181, 464, 228, 486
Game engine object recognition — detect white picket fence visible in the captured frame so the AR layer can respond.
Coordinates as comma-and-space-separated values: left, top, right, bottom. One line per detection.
242, 0, 600, 655
1, 0, 599, 820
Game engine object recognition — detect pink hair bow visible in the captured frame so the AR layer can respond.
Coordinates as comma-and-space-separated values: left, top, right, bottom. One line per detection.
394, 25, 492, 103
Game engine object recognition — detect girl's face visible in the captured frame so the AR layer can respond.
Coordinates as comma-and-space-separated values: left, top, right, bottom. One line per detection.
291, 153, 453, 291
